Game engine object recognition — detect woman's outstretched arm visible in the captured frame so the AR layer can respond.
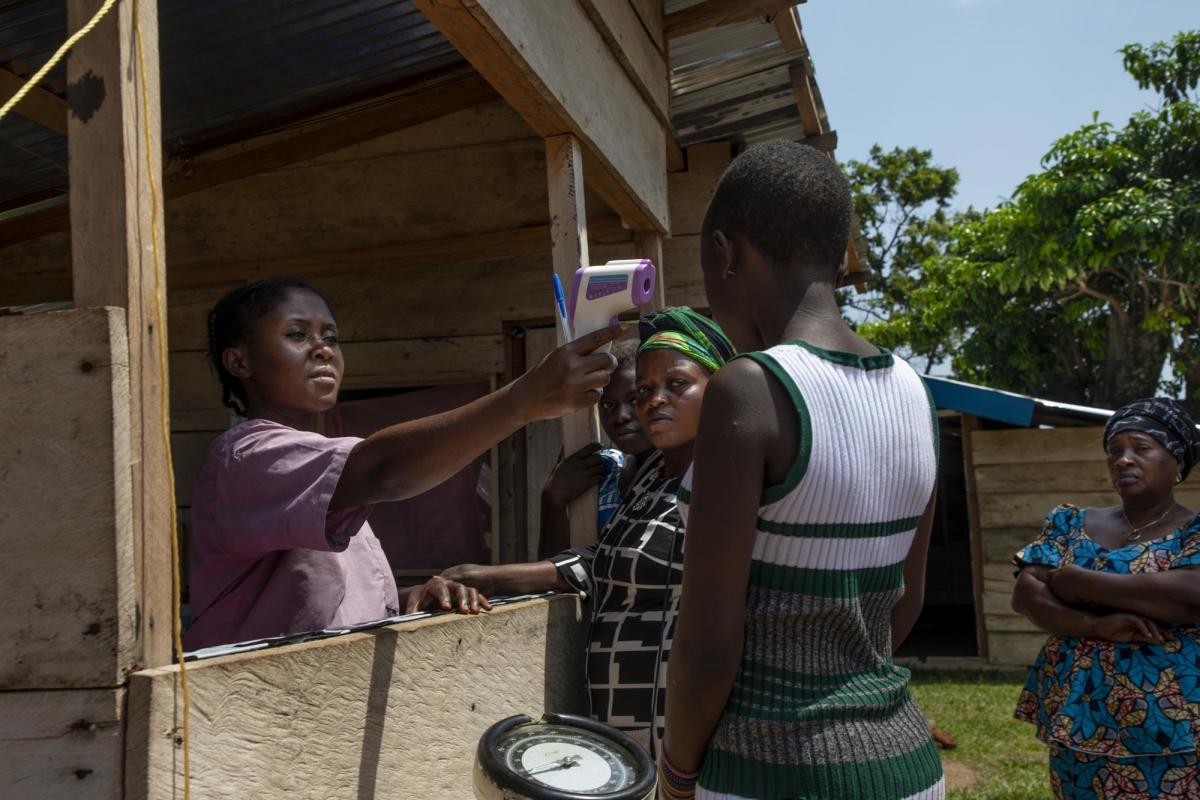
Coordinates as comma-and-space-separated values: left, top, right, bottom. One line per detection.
330, 326, 625, 509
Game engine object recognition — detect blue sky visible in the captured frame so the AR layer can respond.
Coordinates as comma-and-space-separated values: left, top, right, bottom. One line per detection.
800, 0, 1198, 212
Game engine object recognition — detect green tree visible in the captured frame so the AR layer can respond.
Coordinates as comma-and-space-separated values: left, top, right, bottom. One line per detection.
862, 30, 1200, 409
840, 146, 962, 373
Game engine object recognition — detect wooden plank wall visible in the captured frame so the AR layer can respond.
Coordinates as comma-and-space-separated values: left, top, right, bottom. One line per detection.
970, 426, 1200, 665
0, 308, 134, 798
159, 108, 722, 569
125, 596, 588, 799
0, 309, 136, 689
3, 102, 723, 578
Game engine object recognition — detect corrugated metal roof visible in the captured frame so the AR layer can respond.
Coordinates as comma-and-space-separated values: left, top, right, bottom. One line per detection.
0, 0, 461, 211
667, 5, 831, 149
2, 0, 836, 211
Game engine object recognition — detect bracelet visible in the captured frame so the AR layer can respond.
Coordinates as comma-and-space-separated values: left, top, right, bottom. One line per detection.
657, 748, 698, 799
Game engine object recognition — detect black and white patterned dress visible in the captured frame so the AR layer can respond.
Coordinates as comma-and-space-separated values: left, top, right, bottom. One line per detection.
550, 449, 684, 755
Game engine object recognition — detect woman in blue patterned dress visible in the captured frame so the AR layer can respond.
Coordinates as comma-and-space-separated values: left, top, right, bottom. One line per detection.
1011, 398, 1200, 799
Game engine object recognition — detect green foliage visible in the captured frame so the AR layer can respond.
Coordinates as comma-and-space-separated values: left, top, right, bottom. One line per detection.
857, 31, 1200, 408
840, 146, 962, 372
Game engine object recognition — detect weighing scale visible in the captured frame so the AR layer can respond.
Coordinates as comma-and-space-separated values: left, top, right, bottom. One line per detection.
474, 712, 657, 800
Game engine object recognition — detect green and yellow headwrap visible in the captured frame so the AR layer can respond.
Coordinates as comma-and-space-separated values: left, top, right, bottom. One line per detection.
637, 307, 735, 374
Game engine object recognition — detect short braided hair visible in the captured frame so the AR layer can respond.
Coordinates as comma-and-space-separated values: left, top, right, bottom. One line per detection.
612, 338, 639, 372
702, 140, 851, 274
205, 278, 333, 416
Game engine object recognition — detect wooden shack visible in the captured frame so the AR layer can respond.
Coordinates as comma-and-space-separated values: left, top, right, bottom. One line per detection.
0, 2, 852, 796
917, 379, 1200, 667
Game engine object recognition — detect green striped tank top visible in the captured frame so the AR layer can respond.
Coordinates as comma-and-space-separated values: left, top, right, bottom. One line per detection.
678, 341, 944, 800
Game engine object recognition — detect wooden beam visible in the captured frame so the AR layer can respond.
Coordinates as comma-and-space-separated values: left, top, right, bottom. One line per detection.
578, 0, 670, 122
0, 217, 633, 306
163, 71, 498, 199
960, 414, 989, 660
415, 0, 670, 233
787, 61, 824, 137
0, 67, 68, 134
68, 0, 172, 670
633, 230, 666, 311
772, 5, 805, 51
0, 71, 499, 250
545, 134, 600, 548
628, 0, 666, 53
165, 218, 628, 291
665, 0, 803, 39
801, 129, 838, 153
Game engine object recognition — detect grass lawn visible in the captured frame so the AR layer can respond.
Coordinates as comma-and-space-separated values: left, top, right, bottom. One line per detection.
908, 670, 1049, 800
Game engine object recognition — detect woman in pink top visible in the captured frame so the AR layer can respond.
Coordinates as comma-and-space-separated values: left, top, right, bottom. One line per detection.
184, 277, 624, 650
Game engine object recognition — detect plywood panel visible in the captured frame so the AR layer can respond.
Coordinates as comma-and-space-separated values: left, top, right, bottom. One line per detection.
668, 142, 731, 237
974, 460, 1115, 495
168, 137, 551, 270
978, 489, 1200, 529
970, 427, 1106, 466
578, 0, 669, 119
983, 563, 1017, 583
171, 431, 219, 509
0, 309, 137, 689
126, 596, 588, 800
627, 0, 665, 51
984, 577, 1014, 597
981, 590, 1016, 617
982, 527, 1044, 565
525, 327, 567, 560
987, 630, 1049, 666
978, 492, 1117, 529
170, 335, 510, 432
984, 613, 1044, 633
0, 687, 125, 799
165, 242, 611, 352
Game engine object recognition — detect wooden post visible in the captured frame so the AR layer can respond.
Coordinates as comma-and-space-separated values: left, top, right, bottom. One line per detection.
68, 0, 173, 670
633, 230, 666, 311
546, 134, 599, 548
960, 414, 989, 661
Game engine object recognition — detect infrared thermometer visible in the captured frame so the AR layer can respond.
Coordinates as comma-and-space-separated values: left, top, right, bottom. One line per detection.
567, 259, 657, 346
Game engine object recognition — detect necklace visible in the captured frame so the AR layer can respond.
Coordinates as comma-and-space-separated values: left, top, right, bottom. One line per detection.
1123, 503, 1177, 542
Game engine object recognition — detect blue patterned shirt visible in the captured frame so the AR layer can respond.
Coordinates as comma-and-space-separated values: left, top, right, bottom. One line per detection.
597, 448, 625, 530
1014, 504, 1200, 758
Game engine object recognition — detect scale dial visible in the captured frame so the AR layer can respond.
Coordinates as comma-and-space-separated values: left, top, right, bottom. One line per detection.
475, 713, 656, 800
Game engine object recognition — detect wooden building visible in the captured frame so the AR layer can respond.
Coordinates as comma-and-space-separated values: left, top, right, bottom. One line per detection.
0, 1, 853, 797
914, 378, 1200, 667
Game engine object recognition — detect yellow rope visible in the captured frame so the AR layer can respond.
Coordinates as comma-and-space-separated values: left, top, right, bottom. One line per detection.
0, 0, 119, 125
131, 2, 191, 797
2, 1, 192, 795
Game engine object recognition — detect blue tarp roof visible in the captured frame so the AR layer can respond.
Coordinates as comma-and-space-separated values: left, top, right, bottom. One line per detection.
921, 375, 1113, 428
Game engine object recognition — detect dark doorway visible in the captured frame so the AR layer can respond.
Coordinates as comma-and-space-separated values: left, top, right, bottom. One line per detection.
896, 416, 978, 658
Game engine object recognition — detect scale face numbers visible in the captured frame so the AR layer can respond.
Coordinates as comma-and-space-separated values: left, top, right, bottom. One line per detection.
498, 724, 637, 794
